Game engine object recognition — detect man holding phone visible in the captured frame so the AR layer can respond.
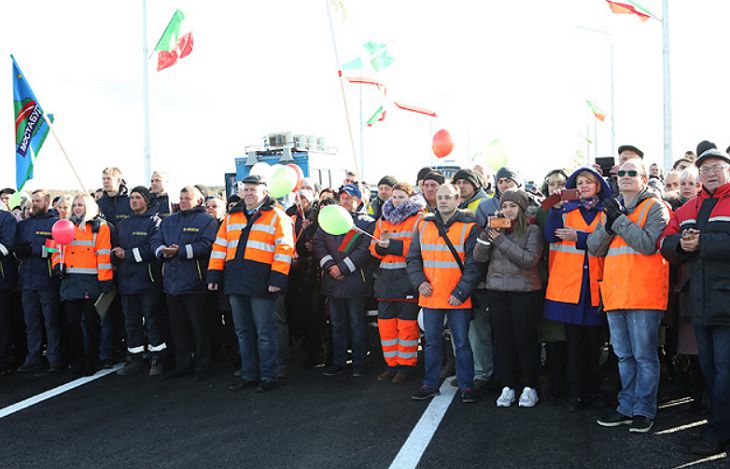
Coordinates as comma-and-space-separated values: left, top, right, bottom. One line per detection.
659, 148, 730, 456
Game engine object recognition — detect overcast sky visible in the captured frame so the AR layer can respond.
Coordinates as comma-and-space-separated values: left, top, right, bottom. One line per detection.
2, 0, 729, 194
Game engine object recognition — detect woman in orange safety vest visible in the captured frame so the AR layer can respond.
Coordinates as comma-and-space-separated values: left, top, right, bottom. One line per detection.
370, 182, 425, 383
543, 167, 612, 410
52, 193, 113, 376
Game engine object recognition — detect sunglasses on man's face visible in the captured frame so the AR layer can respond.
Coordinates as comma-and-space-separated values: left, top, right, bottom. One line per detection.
617, 169, 639, 177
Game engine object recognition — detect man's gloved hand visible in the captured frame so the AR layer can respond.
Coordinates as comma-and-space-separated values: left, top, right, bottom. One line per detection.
14, 242, 32, 259
99, 280, 114, 294
52, 264, 66, 279
603, 198, 624, 232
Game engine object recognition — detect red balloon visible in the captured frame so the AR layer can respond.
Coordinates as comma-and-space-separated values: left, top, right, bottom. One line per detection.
432, 129, 454, 158
52, 219, 75, 245
287, 163, 305, 192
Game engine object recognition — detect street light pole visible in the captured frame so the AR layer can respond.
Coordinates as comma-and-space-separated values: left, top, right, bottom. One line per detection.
662, 0, 673, 171
574, 26, 616, 156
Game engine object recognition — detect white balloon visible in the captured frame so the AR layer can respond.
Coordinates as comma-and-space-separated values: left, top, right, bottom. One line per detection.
249, 162, 273, 181
416, 309, 447, 332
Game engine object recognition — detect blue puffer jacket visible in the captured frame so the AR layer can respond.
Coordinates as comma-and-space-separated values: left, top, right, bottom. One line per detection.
16, 212, 59, 291
113, 208, 162, 295
314, 206, 376, 298
151, 206, 217, 295
0, 211, 17, 290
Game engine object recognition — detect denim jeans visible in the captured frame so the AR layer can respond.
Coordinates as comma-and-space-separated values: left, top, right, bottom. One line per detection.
229, 294, 278, 382
21, 289, 62, 366
607, 309, 662, 419
121, 293, 165, 357
327, 297, 367, 368
470, 290, 494, 382
694, 325, 730, 441
423, 308, 474, 391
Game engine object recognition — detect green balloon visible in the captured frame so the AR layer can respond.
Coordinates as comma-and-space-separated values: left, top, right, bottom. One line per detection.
8, 191, 23, 209
318, 205, 354, 235
269, 165, 298, 198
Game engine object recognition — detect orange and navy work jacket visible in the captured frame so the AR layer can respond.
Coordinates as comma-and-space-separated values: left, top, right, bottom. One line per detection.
546, 208, 604, 307
600, 198, 669, 312
51, 220, 113, 301
370, 213, 422, 300
51, 221, 113, 282
207, 197, 294, 298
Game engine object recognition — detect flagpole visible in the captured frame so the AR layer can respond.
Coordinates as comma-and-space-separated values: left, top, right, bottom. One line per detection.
41, 114, 87, 193
574, 26, 615, 156
324, 0, 361, 181
142, 0, 152, 183
661, 0, 672, 172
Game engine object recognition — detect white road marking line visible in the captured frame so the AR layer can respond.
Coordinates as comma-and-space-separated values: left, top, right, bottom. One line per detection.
0, 363, 123, 420
389, 377, 458, 469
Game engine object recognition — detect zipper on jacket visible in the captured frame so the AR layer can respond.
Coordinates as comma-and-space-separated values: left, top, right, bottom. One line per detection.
196, 260, 202, 281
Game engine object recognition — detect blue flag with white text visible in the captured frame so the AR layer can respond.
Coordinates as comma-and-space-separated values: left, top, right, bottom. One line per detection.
12, 55, 53, 190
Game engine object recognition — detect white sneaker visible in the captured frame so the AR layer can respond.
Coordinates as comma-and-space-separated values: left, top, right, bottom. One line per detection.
496, 387, 516, 407
518, 387, 539, 408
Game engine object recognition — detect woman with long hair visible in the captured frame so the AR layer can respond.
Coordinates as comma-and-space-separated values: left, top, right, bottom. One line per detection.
474, 189, 543, 408
544, 167, 611, 410
52, 193, 113, 376
370, 182, 425, 383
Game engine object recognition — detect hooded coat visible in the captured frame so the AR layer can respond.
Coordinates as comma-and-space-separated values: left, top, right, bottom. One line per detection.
370, 196, 424, 299
543, 166, 611, 325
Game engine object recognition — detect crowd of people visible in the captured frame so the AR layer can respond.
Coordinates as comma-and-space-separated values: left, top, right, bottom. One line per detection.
0, 141, 729, 457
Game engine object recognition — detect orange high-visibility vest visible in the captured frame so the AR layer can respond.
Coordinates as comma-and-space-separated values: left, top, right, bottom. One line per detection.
369, 213, 422, 270
52, 222, 113, 282
208, 207, 293, 277
545, 208, 604, 306
417, 219, 473, 309
600, 198, 669, 312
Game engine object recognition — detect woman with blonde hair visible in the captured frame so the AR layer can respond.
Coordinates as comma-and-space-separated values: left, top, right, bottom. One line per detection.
56, 195, 73, 220
52, 193, 113, 376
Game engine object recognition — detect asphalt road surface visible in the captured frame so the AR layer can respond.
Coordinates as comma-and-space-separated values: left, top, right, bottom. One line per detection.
0, 357, 727, 469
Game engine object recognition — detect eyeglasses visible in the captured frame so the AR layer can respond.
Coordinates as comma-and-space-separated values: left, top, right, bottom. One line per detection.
699, 164, 729, 174
617, 170, 639, 177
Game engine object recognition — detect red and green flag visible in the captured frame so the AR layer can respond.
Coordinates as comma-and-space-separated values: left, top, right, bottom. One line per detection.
338, 229, 361, 253
605, 0, 652, 22
154, 9, 194, 71
43, 239, 59, 255
586, 100, 606, 122
366, 106, 386, 127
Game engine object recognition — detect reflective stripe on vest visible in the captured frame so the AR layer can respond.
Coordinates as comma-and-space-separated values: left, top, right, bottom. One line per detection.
373, 214, 422, 272
418, 219, 473, 310
545, 208, 604, 306
600, 198, 669, 311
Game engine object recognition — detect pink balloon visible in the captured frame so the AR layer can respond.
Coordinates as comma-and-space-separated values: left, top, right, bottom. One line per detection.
287, 164, 305, 192
52, 219, 75, 245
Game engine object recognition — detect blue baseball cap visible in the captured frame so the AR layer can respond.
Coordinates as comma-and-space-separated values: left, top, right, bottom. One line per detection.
338, 183, 362, 199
